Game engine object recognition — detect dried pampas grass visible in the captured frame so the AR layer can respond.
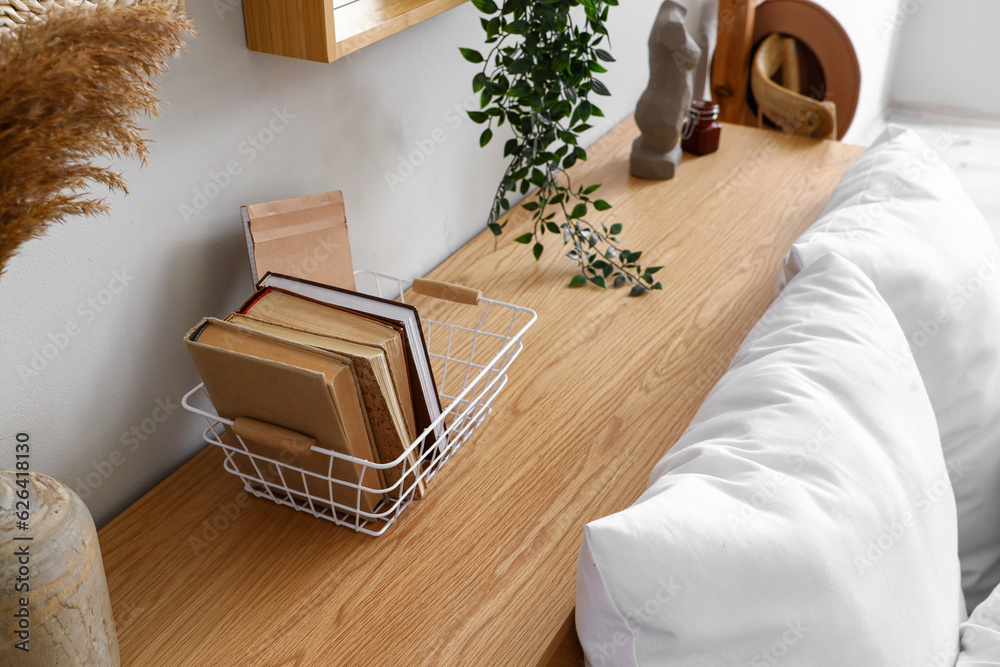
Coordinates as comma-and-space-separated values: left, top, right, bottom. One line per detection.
0, 4, 194, 275
0, 0, 190, 34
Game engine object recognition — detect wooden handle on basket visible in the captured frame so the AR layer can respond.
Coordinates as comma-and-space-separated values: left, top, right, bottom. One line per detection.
411, 278, 481, 305
233, 417, 316, 457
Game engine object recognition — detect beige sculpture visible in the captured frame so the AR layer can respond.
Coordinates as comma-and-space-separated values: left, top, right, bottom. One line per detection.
631, 0, 701, 180
0, 471, 120, 666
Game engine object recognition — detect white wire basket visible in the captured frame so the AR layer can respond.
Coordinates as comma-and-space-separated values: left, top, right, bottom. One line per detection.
182, 270, 537, 536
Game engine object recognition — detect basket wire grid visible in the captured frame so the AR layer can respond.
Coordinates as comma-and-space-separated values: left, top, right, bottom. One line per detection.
182, 270, 537, 536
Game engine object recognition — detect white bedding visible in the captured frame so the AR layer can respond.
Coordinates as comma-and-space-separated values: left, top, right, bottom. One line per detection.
576, 253, 963, 666
778, 125, 1000, 611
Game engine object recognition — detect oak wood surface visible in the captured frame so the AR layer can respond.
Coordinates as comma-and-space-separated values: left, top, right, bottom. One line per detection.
243, 0, 337, 63
98, 119, 864, 666
241, 0, 467, 63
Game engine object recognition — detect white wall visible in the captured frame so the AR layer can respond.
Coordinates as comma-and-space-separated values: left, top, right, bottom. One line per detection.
813, 0, 907, 144
890, 0, 1000, 118
0, 0, 704, 527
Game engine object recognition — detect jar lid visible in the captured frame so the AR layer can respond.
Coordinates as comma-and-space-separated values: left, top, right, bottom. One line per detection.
688, 100, 720, 122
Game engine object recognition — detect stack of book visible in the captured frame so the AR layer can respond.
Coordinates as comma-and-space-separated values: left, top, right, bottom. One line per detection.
184, 272, 444, 518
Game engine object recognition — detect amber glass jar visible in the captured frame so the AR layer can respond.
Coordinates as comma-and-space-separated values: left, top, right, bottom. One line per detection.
681, 100, 722, 156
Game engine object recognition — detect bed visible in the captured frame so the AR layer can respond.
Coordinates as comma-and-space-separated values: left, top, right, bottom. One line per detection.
573, 126, 1000, 665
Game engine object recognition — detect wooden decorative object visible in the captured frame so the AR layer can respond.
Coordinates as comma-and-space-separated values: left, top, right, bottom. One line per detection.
710, 0, 762, 124
242, 0, 467, 63
630, 0, 701, 180
0, 0, 188, 33
751, 33, 836, 139
711, 0, 860, 140
0, 471, 120, 666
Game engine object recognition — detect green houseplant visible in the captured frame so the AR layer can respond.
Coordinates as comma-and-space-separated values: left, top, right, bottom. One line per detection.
461, 0, 663, 295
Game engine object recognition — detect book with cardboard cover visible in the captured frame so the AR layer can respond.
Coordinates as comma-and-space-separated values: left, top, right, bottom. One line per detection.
226, 313, 425, 499
184, 317, 384, 515
255, 273, 447, 455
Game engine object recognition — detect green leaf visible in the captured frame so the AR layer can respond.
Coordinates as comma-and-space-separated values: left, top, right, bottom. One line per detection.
594, 199, 612, 211
569, 274, 588, 288
545, 221, 560, 234
613, 275, 626, 288
532, 242, 544, 260
507, 19, 529, 34
503, 138, 519, 157
488, 222, 503, 236
470, 0, 498, 11
459, 47, 484, 64
570, 203, 587, 219
609, 223, 622, 235
472, 72, 488, 93
591, 79, 611, 96
522, 201, 539, 211
508, 57, 533, 74
480, 128, 493, 147
582, 183, 601, 195
514, 233, 533, 244
591, 275, 607, 289
588, 61, 608, 74
629, 284, 648, 297
594, 48, 615, 62
467, 110, 489, 124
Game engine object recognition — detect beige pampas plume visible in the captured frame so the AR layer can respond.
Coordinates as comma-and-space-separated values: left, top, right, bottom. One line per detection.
0, 3, 195, 275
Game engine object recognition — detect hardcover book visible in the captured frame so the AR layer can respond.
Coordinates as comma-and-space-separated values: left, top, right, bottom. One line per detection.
184, 317, 384, 515
257, 272, 447, 457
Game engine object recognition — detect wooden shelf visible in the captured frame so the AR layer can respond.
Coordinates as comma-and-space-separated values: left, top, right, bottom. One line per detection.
98, 120, 865, 666
243, 0, 467, 63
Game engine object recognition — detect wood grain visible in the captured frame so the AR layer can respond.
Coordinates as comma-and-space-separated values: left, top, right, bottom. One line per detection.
243, 0, 337, 63
98, 119, 864, 666
241, 0, 467, 63
334, 0, 466, 59
711, 0, 759, 123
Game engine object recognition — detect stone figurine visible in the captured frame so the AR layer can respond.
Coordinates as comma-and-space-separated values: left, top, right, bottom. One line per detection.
630, 1, 702, 180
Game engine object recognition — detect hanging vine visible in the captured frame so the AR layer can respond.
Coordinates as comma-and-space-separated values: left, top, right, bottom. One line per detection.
460, 0, 663, 295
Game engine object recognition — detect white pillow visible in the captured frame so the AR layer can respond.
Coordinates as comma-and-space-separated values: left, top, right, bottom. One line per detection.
778, 124, 1000, 610
576, 253, 962, 666
958, 584, 1000, 665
